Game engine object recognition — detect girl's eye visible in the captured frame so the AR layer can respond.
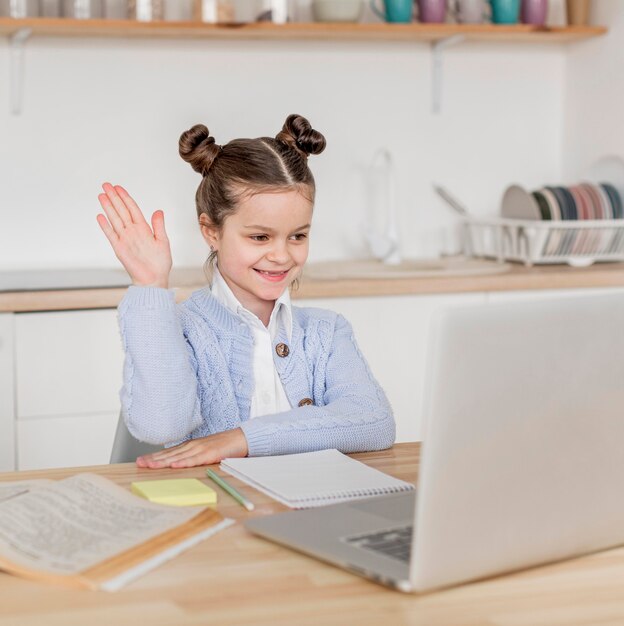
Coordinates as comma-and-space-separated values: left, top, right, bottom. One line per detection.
290, 233, 308, 241
250, 235, 269, 242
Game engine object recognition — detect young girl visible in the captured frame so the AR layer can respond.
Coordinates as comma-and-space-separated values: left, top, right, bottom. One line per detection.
97, 114, 395, 469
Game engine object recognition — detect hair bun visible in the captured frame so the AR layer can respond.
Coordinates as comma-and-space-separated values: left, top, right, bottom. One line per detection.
276, 114, 326, 159
179, 124, 221, 176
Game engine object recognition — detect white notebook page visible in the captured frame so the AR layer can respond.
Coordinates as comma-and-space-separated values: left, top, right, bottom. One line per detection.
220, 449, 414, 508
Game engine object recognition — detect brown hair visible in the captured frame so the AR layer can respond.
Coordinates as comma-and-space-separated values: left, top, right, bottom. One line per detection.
179, 114, 326, 245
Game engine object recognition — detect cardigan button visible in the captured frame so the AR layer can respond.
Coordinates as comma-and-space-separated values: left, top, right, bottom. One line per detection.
275, 343, 290, 358
298, 398, 314, 407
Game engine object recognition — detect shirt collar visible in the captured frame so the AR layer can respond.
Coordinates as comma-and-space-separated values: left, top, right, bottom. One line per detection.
210, 265, 293, 341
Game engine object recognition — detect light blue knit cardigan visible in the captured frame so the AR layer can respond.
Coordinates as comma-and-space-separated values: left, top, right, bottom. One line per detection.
118, 286, 395, 457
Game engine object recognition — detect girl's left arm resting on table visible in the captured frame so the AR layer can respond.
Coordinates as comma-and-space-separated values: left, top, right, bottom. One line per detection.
136, 427, 248, 469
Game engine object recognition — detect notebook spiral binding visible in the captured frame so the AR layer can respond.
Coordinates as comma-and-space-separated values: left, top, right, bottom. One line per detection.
296, 483, 415, 504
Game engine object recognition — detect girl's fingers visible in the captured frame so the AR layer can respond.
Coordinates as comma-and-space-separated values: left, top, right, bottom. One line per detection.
136, 454, 167, 468
115, 185, 147, 225
144, 455, 186, 469
170, 453, 207, 469
136, 437, 218, 468
147, 444, 213, 468
96, 214, 118, 245
149, 447, 200, 466
143, 458, 168, 469
140, 450, 177, 464
98, 192, 125, 235
144, 442, 194, 462
102, 182, 133, 227
151, 210, 168, 242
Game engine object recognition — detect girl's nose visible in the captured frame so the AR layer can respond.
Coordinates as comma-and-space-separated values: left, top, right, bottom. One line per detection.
266, 240, 290, 264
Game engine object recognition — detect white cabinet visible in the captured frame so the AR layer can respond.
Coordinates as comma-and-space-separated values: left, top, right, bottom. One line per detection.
15, 309, 124, 418
14, 309, 124, 470
297, 292, 488, 442
0, 314, 15, 471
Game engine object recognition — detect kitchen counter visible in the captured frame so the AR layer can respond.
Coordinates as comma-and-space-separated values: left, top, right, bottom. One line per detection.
2, 261, 624, 312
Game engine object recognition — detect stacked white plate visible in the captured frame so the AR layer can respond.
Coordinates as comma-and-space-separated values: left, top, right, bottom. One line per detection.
467, 157, 624, 266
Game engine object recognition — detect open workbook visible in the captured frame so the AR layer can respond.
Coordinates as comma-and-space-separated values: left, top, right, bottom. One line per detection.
0, 474, 233, 591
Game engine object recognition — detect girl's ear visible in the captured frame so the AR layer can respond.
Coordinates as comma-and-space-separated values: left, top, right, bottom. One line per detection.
199, 215, 219, 249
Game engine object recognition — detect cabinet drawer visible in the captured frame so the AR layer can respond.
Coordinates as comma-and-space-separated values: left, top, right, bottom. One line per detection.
17, 412, 118, 470
15, 309, 124, 418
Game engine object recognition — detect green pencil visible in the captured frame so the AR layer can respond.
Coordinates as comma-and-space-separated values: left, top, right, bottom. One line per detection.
205, 468, 255, 512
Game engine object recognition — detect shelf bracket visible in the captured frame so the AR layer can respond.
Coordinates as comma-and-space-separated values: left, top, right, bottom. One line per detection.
431, 34, 464, 115
9, 28, 32, 116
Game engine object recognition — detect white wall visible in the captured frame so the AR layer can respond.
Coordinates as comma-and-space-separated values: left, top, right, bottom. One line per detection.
0, 9, 566, 272
563, 1, 624, 181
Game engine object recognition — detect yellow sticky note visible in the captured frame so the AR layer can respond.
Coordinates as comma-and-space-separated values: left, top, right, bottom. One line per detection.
131, 478, 217, 506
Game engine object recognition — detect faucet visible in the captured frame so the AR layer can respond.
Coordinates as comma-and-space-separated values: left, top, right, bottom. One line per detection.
365, 148, 401, 265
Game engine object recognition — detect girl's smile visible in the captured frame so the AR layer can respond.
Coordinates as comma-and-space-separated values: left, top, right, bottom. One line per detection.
254, 268, 291, 282
201, 188, 313, 325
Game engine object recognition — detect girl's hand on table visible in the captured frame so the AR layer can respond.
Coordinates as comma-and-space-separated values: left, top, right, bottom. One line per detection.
136, 428, 249, 469
96, 182, 172, 289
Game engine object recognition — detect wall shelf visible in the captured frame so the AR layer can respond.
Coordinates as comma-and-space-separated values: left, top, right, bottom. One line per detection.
0, 19, 607, 115
0, 18, 608, 43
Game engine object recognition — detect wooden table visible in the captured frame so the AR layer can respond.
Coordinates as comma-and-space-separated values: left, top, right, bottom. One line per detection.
1, 442, 623, 626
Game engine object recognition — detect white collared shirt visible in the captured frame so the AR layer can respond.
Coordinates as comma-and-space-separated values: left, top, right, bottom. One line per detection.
210, 266, 292, 418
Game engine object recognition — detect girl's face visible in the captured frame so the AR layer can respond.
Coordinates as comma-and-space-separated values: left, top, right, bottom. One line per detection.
201, 189, 313, 323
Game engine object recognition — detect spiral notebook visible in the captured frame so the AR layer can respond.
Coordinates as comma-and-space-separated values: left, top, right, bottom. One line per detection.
220, 449, 414, 509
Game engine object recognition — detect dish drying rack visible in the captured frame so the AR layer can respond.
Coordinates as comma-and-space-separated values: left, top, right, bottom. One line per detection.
463, 218, 624, 267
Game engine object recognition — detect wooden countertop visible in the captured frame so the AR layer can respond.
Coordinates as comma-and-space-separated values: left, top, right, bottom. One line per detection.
2, 442, 624, 626
3, 261, 624, 312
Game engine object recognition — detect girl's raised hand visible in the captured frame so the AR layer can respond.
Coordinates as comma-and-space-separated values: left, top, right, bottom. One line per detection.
96, 183, 172, 288
135, 428, 249, 469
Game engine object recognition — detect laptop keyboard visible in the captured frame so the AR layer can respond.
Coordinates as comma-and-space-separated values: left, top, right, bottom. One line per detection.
344, 525, 413, 563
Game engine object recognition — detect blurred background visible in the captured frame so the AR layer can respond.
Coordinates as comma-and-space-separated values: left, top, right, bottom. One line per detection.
1, 1, 619, 271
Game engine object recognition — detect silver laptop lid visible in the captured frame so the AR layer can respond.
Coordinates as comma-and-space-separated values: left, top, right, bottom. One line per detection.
411, 292, 624, 592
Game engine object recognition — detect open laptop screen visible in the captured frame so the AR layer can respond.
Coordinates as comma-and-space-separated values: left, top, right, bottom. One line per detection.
412, 292, 624, 591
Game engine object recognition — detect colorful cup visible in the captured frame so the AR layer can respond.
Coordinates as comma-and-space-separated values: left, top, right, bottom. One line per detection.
370, 0, 413, 23
490, 0, 520, 23
520, 0, 547, 24
417, 0, 446, 22
566, 0, 589, 25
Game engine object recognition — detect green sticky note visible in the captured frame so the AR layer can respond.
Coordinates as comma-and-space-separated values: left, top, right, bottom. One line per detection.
131, 478, 217, 506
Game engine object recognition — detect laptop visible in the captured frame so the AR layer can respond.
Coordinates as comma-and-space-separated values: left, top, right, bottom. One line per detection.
245, 292, 624, 592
